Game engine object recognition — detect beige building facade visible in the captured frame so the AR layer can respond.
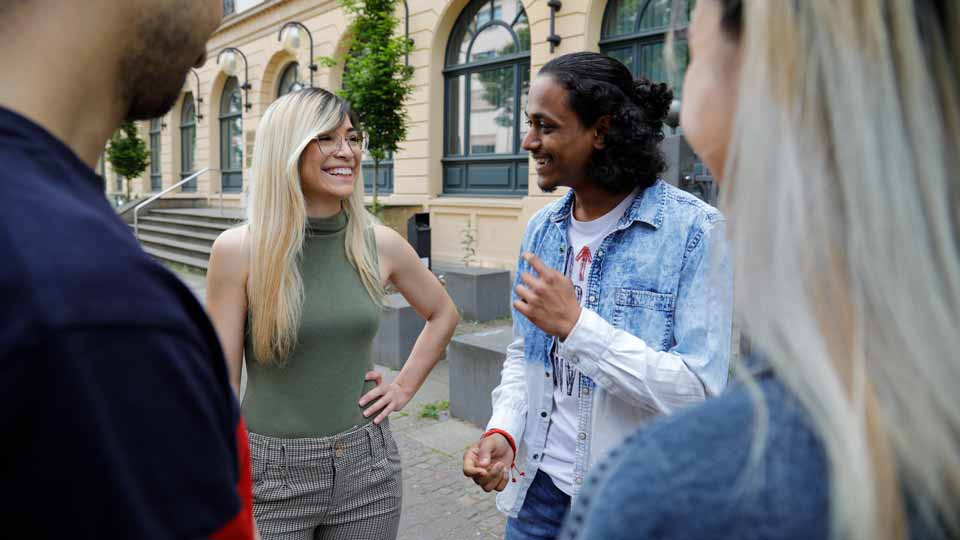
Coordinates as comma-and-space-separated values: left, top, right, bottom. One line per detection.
111, 0, 684, 270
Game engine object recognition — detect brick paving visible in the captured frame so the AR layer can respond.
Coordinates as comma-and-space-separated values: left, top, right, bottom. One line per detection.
390, 411, 506, 540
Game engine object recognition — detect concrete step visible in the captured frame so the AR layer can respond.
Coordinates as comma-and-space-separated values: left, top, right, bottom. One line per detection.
137, 215, 231, 233
143, 245, 209, 272
138, 234, 212, 257
148, 207, 244, 226
134, 223, 220, 243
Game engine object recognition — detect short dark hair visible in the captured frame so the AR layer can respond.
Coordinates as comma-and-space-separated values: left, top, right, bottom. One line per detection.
540, 52, 673, 195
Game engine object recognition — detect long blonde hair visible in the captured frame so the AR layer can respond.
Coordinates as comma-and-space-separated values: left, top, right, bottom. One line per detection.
695, 0, 960, 538
246, 88, 384, 364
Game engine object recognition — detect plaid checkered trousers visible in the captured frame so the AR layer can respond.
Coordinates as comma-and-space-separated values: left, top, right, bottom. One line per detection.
249, 420, 402, 540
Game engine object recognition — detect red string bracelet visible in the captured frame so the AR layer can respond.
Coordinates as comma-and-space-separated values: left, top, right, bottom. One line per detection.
482, 429, 526, 482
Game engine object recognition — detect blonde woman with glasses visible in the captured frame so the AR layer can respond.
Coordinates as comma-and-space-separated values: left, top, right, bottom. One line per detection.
206, 88, 459, 540
561, 0, 959, 539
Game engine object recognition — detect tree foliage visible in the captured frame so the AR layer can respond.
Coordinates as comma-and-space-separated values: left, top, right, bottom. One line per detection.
106, 121, 150, 200
321, 0, 415, 204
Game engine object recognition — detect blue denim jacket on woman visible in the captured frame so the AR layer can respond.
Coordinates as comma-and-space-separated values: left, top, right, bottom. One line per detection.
559, 370, 832, 540
487, 179, 733, 517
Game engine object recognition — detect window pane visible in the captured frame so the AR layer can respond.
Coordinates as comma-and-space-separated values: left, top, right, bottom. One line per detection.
229, 89, 242, 115
182, 126, 196, 173
181, 94, 195, 124
470, 66, 514, 155
221, 78, 239, 114
605, 0, 644, 36
606, 46, 636, 75
470, 25, 516, 62
518, 65, 530, 145
150, 134, 161, 174
503, 0, 522, 24
513, 12, 530, 51
671, 39, 689, 96
447, 75, 467, 155
229, 117, 243, 170
278, 63, 300, 98
639, 0, 672, 30
453, 25, 475, 65
637, 41, 666, 83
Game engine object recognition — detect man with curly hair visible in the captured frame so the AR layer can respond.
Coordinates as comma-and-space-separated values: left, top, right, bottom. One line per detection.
462, 52, 733, 540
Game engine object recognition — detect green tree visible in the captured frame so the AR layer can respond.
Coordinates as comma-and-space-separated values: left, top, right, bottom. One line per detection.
321, 0, 414, 210
106, 121, 150, 202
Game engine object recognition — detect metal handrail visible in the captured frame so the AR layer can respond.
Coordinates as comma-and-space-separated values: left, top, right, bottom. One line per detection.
133, 167, 213, 238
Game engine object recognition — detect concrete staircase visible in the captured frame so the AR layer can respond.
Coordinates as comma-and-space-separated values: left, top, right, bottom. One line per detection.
131, 207, 245, 272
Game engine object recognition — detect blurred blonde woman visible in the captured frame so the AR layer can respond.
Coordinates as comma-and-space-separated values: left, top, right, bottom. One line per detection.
206, 88, 459, 540
562, 1, 959, 539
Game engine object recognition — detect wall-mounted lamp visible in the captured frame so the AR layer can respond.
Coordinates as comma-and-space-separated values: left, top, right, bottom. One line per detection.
278, 21, 317, 88
547, 0, 562, 53
217, 47, 252, 111
190, 68, 204, 121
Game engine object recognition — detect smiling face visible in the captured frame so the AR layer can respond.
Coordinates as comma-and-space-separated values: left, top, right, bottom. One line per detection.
298, 117, 362, 202
521, 75, 600, 193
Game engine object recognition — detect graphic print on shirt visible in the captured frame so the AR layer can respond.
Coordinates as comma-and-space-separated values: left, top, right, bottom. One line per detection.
553, 247, 584, 397
540, 189, 638, 497
575, 246, 592, 282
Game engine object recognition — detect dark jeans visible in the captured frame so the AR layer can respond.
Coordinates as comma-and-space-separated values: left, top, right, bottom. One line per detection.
505, 470, 572, 540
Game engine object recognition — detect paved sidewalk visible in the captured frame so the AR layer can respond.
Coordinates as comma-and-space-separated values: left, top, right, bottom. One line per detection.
173, 268, 508, 539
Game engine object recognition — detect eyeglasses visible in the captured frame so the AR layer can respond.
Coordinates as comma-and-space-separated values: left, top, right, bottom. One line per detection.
314, 131, 366, 155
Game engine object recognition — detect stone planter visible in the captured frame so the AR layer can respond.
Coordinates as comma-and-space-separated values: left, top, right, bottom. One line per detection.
373, 293, 425, 370
448, 326, 514, 428
443, 266, 511, 322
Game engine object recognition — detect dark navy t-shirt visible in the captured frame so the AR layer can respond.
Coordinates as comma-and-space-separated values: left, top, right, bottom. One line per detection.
0, 106, 248, 538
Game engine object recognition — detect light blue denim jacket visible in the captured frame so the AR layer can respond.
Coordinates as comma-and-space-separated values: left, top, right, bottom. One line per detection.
487, 180, 733, 516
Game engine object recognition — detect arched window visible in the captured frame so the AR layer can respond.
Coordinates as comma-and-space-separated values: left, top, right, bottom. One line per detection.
443, 0, 530, 195
180, 93, 198, 192
220, 77, 244, 193
600, 0, 689, 92
277, 62, 301, 98
149, 118, 163, 191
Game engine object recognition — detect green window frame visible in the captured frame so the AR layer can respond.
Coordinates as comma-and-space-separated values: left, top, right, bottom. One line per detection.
443, 0, 531, 196
180, 93, 198, 192
219, 77, 244, 193
599, 0, 690, 96
149, 118, 163, 192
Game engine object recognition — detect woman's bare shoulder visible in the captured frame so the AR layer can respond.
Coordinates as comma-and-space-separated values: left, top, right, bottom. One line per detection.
210, 224, 251, 276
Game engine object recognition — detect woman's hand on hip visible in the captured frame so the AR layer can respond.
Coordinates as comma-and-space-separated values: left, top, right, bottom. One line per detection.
359, 371, 414, 424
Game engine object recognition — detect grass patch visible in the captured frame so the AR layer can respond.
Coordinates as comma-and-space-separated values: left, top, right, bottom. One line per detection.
418, 400, 449, 420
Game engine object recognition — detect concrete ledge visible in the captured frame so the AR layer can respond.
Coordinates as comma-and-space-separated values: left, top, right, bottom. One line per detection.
448, 326, 513, 428
443, 266, 511, 322
373, 293, 426, 370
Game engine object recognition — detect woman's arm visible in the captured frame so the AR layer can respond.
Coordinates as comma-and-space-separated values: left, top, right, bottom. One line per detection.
206, 226, 250, 397
359, 225, 460, 424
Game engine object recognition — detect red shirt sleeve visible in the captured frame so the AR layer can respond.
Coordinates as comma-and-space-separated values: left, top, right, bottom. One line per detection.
211, 417, 255, 540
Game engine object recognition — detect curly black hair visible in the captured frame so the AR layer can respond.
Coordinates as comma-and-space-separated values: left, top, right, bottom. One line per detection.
540, 51, 674, 195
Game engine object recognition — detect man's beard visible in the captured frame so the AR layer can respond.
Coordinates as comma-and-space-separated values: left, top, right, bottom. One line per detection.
119, 14, 204, 121
538, 181, 558, 194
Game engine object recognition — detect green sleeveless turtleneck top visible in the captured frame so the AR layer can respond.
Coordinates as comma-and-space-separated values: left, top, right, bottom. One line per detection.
241, 211, 381, 438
